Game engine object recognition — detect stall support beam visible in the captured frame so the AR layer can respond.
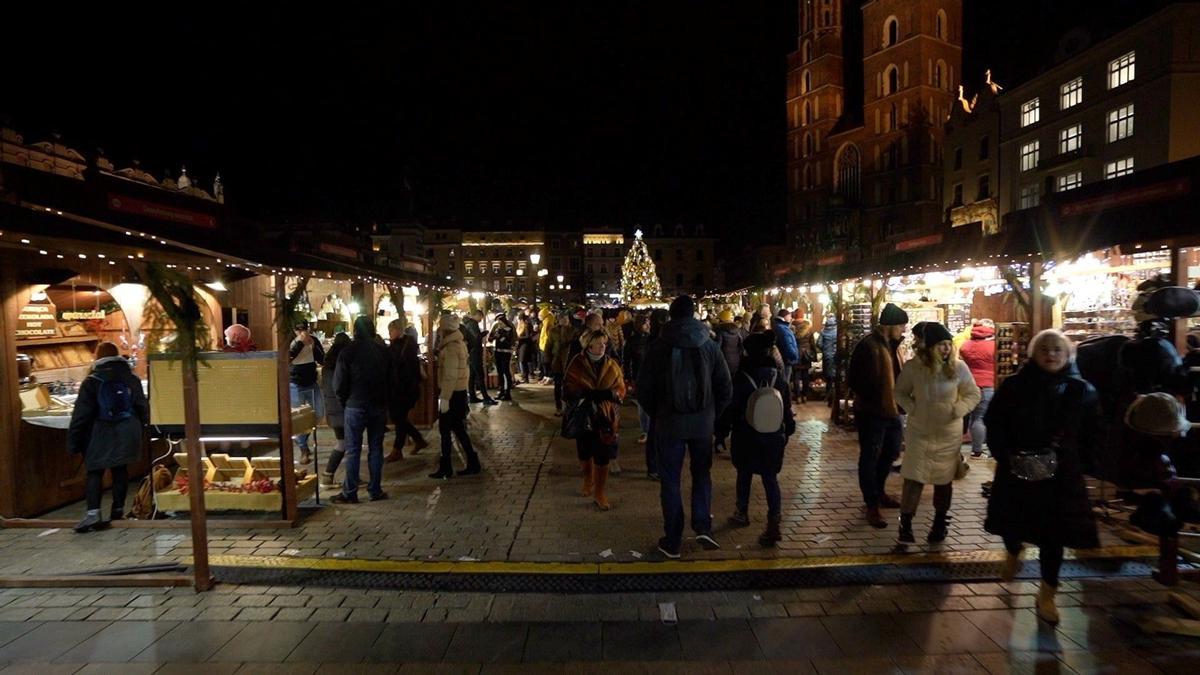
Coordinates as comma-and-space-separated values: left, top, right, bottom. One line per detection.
181, 359, 212, 592
0, 268, 22, 518
1170, 247, 1189, 355
276, 278, 299, 524
1030, 262, 1045, 334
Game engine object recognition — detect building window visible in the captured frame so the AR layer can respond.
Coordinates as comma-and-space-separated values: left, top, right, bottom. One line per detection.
569, 258, 580, 271
493, 279, 500, 291
599, 264, 607, 274
883, 17, 899, 47
802, 39, 811, 63
977, 174, 991, 200
1060, 77, 1082, 109
465, 262, 473, 274
884, 65, 900, 95
978, 136, 989, 160
834, 143, 862, 201
804, 132, 815, 156
1059, 124, 1082, 154
1107, 104, 1134, 143
505, 262, 513, 275
1020, 98, 1040, 127
933, 61, 944, 89
675, 248, 683, 261
803, 100, 812, 124
1105, 157, 1134, 179
518, 279, 526, 292
696, 249, 704, 261
953, 147, 962, 170
654, 248, 662, 261
888, 103, 898, 130
586, 263, 594, 274
1108, 51, 1135, 89
1057, 171, 1083, 192
951, 183, 963, 207
1020, 140, 1039, 172
1019, 184, 1040, 209
802, 70, 812, 93
936, 9, 947, 40
506, 279, 513, 293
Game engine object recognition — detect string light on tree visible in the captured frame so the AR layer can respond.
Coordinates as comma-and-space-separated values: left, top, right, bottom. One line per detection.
620, 229, 662, 304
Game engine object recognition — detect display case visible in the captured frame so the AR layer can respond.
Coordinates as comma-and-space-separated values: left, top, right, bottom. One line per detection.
1061, 307, 1137, 343
995, 322, 1031, 385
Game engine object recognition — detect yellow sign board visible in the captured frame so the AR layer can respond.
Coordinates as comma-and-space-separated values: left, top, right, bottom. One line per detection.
149, 352, 280, 426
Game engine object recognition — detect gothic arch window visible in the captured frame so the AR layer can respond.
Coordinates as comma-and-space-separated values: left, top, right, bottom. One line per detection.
822, 9, 831, 26
884, 17, 899, 47
802, 39, 811, 63
803, 100, 813, 124
834, 143, 862, 201
888, 103, 898, 131
802, 164, 812, 190
935, 59, 948, 90
802, 70, 812, 94
884, 64, 900, 95
804, 131, 815, 156
936, 9, 948, 40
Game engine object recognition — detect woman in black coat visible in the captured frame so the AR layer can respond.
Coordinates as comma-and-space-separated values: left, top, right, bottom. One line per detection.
67, 342, 149, 532
320, 332, 351, 487
727, 331, 796, 547
984, 329, 1101, 625
488, 313, 516, 400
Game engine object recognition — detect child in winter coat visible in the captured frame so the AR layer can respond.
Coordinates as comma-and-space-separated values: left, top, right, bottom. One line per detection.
727, 331, 796, 546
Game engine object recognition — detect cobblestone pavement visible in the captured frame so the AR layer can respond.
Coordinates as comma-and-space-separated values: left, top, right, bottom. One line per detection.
1, 383, 1127, 574
0, 578, 1197, 672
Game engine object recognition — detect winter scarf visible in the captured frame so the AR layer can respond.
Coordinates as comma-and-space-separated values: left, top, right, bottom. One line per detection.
564, 353, 626, 445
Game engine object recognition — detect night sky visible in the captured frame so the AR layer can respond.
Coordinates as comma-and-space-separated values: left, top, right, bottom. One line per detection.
0, 1, 1172, 241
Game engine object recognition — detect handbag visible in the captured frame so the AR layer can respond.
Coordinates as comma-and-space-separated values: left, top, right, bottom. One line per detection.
1009, 443, 1059, 482
955, 454, 970, 480
561, 398, 595, 439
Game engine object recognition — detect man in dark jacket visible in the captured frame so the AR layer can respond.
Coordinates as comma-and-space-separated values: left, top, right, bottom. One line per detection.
68, 342, 149, 532
333, 316, 391, 503
847, 302, 908, 528
288, 321, 326, 465
637, 295, 733, 558
462, 310, 497, 405
385, 320, 428, 462
771, 309, 800, 394
713, 309, 744, 452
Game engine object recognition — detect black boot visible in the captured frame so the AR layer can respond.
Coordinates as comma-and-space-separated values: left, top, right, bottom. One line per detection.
429, 458, 454, 480
458, 451, 482, 476
897, 513, 915, 544
928, 510, 950, 543
758, 515, 782, 547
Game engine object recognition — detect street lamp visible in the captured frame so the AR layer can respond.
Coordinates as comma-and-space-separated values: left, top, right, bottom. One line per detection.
528, 252, 542, 306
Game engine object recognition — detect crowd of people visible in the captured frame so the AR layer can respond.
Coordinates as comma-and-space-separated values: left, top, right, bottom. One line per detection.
65, 293, 1108, 625
847, 302, 1100, 625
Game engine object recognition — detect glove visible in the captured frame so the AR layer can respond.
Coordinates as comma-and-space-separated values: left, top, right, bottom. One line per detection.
438, 398, 448, 414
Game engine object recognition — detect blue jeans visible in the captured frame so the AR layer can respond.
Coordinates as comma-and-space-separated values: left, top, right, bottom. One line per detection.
657, 436, 714, 548
736, 470, 781, 519
342, 406, 387, 499
856, 414, 903, 507
289, 382, 322, 451
970, 387, 994, 456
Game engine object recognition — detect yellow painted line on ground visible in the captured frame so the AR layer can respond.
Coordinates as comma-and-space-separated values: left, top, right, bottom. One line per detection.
199, 545, 1159, 577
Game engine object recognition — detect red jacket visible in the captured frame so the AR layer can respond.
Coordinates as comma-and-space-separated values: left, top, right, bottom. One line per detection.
959, 325, 995, 388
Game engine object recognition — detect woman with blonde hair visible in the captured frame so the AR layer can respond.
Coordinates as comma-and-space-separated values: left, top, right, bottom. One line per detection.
984, 329, 1101, 625
893, 322, 981, 545
564, 330, 626, 510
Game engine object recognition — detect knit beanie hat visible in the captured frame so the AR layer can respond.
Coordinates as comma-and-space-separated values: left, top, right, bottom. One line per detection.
718, 309, 734, 323
440, 314, 461, 332
911, 321, 928, 341
879, 303, 909, 326
923, 322, 954, 347
1125, 392, 1195, 437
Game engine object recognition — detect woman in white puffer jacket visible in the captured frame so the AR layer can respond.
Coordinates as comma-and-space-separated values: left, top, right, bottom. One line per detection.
894, 322, 981, 545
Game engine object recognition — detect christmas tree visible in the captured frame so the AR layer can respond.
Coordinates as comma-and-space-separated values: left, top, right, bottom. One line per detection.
620, 229, 663, 304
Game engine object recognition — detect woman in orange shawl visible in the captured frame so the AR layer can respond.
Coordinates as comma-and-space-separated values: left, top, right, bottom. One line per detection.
564, 329, 626, 510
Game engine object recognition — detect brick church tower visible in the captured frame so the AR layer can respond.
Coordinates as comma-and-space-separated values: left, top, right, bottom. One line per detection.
786, 0, 962, 264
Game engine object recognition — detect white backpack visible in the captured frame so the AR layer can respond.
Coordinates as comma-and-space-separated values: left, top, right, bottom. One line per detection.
741, 371, 785, 433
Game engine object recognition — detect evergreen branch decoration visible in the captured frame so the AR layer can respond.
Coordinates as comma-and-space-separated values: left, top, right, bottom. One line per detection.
267, 276, 311, 330
139, 263, 212, 361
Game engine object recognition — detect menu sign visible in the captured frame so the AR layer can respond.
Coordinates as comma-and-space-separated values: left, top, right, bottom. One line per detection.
61, 310, 106, 321
17, 302, 58, 339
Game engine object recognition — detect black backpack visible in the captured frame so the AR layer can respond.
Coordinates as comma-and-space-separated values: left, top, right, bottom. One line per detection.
667, 346, 711, 414
90, 373, 134, 422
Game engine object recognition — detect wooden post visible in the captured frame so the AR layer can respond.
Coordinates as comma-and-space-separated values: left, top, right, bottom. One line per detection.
1171, 247, 1188, 355
1030, 262, 1045, 334
181, 355, 212, 592
0, 268, 23, 518
276, 278, 298, 522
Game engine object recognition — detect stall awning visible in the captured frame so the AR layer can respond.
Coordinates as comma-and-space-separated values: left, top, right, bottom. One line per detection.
1001, 154, 1200, 261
